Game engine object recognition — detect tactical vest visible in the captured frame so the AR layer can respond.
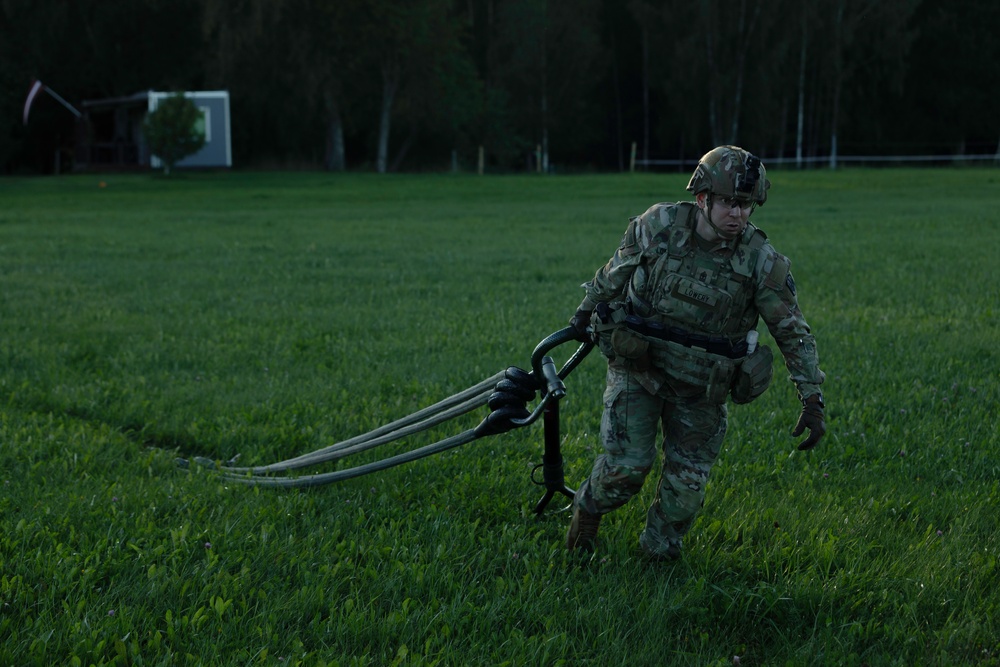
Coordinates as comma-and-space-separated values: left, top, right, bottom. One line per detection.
626, 202, 777, 340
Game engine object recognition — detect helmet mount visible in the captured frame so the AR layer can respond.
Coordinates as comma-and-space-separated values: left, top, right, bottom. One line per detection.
735, 154, 761, 198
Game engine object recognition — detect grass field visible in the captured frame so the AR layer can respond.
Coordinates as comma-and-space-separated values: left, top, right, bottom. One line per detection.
1, 168, 998, 666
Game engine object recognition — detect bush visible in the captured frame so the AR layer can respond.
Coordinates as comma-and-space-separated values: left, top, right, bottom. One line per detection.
143, 92, 206, 175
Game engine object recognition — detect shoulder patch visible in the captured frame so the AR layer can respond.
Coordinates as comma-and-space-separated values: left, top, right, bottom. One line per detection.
785, 272, 797, 295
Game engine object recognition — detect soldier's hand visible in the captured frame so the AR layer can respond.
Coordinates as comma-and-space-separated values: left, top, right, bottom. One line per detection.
792, 396, 825, 450
569, 308, 593, 342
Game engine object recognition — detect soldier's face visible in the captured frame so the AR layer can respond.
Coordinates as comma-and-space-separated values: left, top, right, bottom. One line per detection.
697, 193, 751, 241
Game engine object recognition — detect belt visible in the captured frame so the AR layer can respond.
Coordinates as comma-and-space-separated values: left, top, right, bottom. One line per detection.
623, 314, 748, 359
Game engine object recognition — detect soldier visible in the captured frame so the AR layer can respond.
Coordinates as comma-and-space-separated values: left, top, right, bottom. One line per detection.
566, 145, 826, 559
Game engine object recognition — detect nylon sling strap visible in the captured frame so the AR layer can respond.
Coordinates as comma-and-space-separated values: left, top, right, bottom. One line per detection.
177, 328, 594, 489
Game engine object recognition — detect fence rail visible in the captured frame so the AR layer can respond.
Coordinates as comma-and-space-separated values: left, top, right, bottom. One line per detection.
634, 152, 1000, 170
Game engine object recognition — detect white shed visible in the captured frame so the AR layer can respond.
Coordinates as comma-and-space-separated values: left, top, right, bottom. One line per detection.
77, 89, 232, 170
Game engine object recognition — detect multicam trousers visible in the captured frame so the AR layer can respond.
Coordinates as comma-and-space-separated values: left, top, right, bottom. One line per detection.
574, 362, 728, 558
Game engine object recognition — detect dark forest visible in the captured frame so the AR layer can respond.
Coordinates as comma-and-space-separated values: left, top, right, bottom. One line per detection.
3, 0, 997, 173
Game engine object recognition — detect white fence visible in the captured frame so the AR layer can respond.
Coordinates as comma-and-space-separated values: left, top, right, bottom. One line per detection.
633, 151, 1000, 170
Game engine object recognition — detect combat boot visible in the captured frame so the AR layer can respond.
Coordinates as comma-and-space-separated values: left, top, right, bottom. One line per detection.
639, 529, 682, 561
566, 504, 602, 552
640, 541, 682, 562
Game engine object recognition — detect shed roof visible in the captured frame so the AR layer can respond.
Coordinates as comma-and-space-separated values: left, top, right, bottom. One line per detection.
81, 91, 151, 110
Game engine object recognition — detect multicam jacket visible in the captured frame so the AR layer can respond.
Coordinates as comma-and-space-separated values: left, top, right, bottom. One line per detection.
578, 201, 825, 401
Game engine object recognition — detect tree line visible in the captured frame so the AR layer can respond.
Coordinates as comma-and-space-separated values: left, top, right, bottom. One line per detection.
3, 0, 998, 174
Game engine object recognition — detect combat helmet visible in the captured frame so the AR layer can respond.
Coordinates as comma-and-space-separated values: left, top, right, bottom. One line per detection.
686, 145, 770, 206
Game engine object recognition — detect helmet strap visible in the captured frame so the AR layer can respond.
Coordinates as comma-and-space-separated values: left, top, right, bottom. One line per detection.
701, 193, 729, 239
700, 193, 754, 243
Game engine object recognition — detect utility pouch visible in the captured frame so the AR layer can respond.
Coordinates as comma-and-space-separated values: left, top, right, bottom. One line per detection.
594, 301, 628, 360
730, 344, 774, 404
610, 328, 651, 370
596, 330, 616, 360
610, 328, 649, 359
705, 361, 735, 404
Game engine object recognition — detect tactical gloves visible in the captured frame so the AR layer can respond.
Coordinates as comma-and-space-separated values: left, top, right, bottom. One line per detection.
792, 395, 825, 450
569, 308, 593, 342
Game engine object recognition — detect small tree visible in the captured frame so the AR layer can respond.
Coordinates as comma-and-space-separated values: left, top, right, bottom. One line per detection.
143, 93, 206, 175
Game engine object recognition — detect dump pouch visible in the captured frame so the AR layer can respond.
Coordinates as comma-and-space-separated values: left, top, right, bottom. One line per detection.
730, 344, 774, 404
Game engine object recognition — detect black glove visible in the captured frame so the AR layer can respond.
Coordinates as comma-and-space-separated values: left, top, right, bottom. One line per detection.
792, 396, 825, 450
569, 308, 593, 342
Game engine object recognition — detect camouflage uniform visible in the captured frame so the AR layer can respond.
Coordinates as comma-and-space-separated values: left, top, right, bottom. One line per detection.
572, 156, 825, 559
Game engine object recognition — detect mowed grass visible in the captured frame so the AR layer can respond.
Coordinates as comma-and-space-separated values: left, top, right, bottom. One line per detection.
1, 168, 998, 666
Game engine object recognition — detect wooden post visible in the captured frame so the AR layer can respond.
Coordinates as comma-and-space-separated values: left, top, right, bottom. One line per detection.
629, 141, 637, 173
536, 144, 542, 173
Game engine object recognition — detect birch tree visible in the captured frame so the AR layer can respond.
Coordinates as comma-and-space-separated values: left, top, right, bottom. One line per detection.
821, 0, 920, 166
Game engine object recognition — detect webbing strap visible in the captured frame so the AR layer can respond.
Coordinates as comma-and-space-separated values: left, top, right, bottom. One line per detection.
216, 430, 479, 488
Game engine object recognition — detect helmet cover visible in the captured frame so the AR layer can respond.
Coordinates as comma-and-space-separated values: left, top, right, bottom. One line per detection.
686, 145, 770, 205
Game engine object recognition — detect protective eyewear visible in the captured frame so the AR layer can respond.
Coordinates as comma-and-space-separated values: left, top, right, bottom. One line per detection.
715, 196, 754, 210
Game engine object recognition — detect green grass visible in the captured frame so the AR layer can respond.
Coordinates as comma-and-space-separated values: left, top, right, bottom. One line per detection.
1, 168, 998, 666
